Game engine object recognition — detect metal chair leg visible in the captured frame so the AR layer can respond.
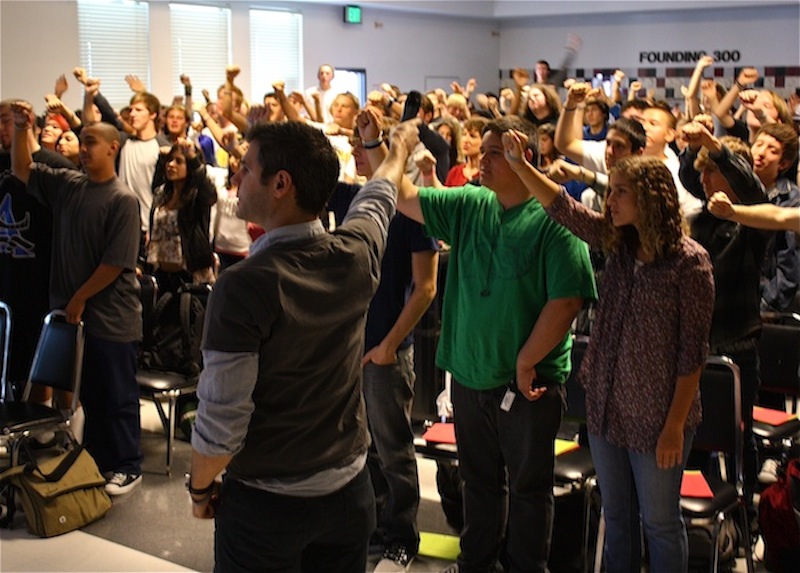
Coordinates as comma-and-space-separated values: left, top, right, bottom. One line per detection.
166, 392, 178, 476
739, 504, 755, 573
593, 508, 605, 573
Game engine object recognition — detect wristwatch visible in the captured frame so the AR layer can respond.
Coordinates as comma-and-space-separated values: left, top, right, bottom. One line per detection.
184, 473, 214, 496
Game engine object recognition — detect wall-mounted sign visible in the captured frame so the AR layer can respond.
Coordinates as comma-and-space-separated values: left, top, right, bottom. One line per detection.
639, 50, 741, 64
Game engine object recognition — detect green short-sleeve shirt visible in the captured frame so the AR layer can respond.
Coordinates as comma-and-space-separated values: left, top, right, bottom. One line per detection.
419, 184, 596, 389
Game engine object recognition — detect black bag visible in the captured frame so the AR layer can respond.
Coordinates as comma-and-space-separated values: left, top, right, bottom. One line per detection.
687, 517, 739, 572
140, 284, 209, 376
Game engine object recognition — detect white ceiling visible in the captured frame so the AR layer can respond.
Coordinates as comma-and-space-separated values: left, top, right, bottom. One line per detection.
294, 0, 799, 20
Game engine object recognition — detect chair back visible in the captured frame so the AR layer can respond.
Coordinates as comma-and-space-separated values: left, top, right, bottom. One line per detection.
22, 310, 85, 414
0, 301, 10, 403
758, 313, 800, 397
694, 355, 743, 484
564, 334, 589, 421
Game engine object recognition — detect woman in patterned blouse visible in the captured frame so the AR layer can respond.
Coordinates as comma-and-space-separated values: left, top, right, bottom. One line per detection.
502, 132, 715, 573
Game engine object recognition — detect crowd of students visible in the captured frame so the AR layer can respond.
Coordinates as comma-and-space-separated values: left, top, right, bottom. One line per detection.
0, 53, 799, 573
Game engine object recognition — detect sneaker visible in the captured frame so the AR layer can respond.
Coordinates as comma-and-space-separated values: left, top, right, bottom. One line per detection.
374, 545, 413, 573
104, 472, 142, 496
758, 458, 780, 484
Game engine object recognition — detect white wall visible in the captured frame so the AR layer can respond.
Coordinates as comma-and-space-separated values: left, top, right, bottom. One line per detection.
499, 5, 800, 72
0, 1, 81, 108
2, 1, 798, 112
0, 0, 499, 112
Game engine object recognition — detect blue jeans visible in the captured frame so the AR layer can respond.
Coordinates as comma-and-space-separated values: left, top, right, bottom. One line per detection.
363, 345, 420, 554
453, 379, 564, 573
588, 431, 694, 573
214, 467, 376, 573
80, 334, 142, 475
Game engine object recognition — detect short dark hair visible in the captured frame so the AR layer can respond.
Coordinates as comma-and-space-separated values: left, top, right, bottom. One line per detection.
648, 100, 677, 129
246, 122, 339, 215
620, 99, 648, 115
756, 122, 799, 169
585, 97, 610, 119
483, 116, 539, 167
608, 118, 647, 153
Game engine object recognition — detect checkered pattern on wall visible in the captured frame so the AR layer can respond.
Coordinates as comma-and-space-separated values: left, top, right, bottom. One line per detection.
501, 66, 800, 103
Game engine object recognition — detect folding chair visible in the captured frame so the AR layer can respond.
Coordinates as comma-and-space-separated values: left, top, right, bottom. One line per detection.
552, 335, 600, 573
137, 280, 210, 475
0, 310, 85, 527
0, 301, 11, 404
681, 355, 755, 573
0, 310, 85, 465
754, 313, 800, 453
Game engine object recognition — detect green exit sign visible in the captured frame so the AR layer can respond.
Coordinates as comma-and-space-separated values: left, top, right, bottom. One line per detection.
344, 5, 362, 24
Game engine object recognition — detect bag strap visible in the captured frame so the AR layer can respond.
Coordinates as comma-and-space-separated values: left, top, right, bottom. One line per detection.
22, 442, 84, 483
179, 286, 193, 355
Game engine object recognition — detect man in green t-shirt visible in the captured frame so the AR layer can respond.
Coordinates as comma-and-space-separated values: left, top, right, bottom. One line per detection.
360, 111, 596, 572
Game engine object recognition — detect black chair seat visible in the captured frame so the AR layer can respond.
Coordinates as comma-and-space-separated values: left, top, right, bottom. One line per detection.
680, 480, 739, 516
753, 418, 800, 442
137, 369, 197, 393
0, 402, 66, 436
554, 447, 595, 484
136, 366, 197, 475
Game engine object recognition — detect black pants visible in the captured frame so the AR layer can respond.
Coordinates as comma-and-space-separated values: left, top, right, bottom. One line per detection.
214, 466, 376, 573
452, 380, 564, 573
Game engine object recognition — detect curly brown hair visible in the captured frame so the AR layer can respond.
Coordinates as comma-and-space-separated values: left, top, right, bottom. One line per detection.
602, 156, 688, 260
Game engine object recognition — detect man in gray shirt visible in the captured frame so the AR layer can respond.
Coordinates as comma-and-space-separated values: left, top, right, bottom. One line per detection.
187, 119, 420, 572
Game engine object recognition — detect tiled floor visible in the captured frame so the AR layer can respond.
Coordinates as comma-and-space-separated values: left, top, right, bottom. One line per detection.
0, 403, 458, 573
0, 400, 769, 572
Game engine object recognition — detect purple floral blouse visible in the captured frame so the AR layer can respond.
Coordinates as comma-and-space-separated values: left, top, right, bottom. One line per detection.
547, 191, 715, 452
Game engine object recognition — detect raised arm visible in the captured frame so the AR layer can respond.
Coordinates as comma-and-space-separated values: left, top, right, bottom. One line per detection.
357, 108, 424, 224
125, 74, 146, 94
511, 68, 530, 116
502, 129, 562, 208
54, 73, 69, 99
194, 102, 227, 153
548, 158, 603, 194
708, 192, 800, 231
44, 94, 81, 130
682, 55, 714, 119
74, 70, 126, 130
180, 74, 194, 118
610, 70, 625, 105
272, 82, 302, 123
414, 149, 443, 189
554, 82, 596, 165
713, 67, 759, 129
289, 90, 317, 122
221, 66, 249, 133
10, 101, 36, 184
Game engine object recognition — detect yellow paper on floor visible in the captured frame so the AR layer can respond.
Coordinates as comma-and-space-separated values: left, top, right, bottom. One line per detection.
418, 531, 461, 561
555, 438, 580, 456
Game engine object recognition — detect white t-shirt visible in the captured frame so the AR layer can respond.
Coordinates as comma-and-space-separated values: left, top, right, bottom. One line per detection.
305, 86, 339, 124
207, 166, 251, 256
119, 137, 161, 231
664, 146, 703, 220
